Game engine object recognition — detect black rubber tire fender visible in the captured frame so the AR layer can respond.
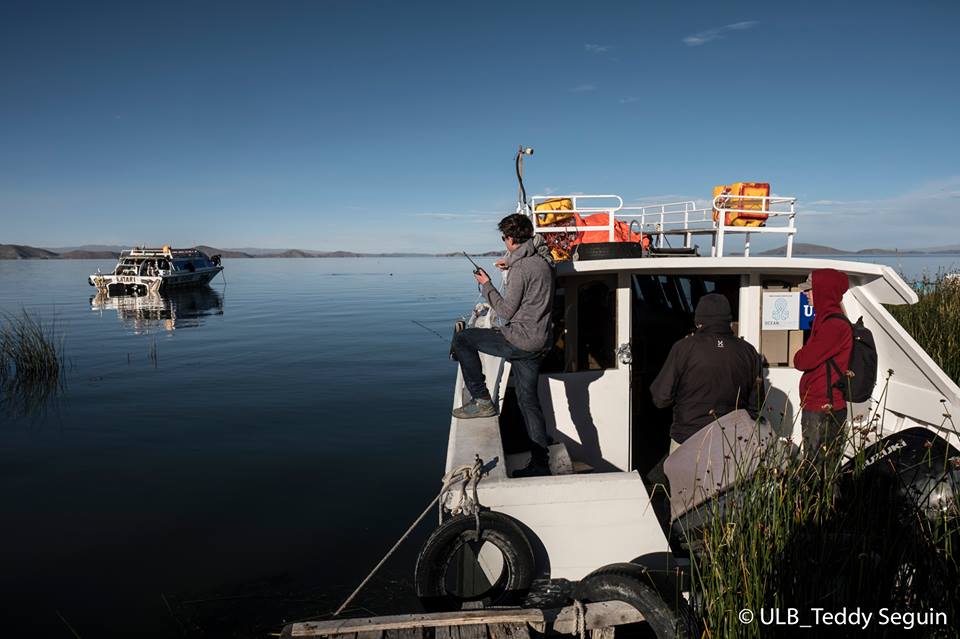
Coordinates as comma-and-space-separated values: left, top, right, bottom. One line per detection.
573, 242, 644, 261
415, 511, 535, 612
573, 562, 693, 639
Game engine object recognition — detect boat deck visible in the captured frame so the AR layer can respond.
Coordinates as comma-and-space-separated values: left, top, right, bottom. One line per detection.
280, 601, 643, 638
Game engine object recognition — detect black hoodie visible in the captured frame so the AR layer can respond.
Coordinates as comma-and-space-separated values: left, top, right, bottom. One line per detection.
650, 294, 763, 443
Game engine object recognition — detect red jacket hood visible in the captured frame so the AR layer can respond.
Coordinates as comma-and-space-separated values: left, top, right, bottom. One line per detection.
812, 268, 848, 328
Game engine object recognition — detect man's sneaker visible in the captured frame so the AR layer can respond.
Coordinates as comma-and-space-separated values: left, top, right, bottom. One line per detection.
512, 459, 551, 478
452, 398, 498, 419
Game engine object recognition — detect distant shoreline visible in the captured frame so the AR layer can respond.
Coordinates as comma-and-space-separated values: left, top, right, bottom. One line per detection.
1, 243, 959, 260
0, 244, 504, 260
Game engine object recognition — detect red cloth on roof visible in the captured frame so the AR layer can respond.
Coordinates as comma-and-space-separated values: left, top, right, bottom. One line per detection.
539, 213, 647, 260
793, 269, 854, 412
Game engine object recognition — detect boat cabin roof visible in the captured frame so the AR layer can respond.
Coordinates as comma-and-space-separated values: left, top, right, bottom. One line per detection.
121, 247, 208, 259
559, 256, 917, 305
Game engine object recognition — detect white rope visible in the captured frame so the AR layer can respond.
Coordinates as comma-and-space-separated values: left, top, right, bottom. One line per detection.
440, 454, 485, 522
573, 599, 587, 639
333, 455, 485, 617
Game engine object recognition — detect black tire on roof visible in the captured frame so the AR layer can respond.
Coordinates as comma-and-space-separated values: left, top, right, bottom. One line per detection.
573, 242, 645, 261
573, 562, 695, 638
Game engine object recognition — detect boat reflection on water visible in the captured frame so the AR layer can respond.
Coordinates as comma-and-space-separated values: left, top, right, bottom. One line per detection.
90, 286, 224, 334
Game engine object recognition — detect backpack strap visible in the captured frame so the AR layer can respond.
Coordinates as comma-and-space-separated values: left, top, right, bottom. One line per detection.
825, 312, 850, 325
822, 313, 851, 407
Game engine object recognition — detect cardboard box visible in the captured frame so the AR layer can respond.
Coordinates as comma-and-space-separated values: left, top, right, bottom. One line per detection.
761, 281, 806, 367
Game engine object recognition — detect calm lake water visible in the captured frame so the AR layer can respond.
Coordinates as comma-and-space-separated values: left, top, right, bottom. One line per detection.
0, 257, 493, 638
0, 254, 957, 638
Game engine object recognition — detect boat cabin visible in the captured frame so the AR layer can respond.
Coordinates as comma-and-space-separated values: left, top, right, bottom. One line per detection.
113, 247, 218, 276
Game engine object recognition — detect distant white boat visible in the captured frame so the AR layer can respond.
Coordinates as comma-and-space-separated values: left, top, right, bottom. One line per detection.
88, 246, 223, 295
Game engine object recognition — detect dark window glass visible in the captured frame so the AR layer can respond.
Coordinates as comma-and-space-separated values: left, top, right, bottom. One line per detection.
576, 280, 616, 371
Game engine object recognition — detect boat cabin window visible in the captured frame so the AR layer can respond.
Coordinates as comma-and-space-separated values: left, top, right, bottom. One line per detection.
541, 275, 618, 374
173, 259, 198, 272
116, 259, 138, 276
575, 279, 616, 371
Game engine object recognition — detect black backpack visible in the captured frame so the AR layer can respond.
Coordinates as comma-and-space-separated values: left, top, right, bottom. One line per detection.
825, 314, 878, 403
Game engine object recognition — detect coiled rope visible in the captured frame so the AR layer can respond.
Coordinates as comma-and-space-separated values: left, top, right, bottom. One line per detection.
333, 455, 485, 616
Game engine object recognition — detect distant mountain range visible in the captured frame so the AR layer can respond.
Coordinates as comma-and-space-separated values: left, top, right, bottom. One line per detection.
0, 244, 504, 260
756, 243, 960, 256
2, 242, 958, 260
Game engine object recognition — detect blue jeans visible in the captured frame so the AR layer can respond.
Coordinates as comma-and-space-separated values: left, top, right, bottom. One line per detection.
452, 328, 550, 463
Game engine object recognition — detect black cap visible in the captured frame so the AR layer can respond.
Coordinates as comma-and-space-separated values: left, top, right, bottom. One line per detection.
695, 293, 732, 325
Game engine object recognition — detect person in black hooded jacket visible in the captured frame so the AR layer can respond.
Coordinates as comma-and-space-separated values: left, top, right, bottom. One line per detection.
650, 293, 764, 449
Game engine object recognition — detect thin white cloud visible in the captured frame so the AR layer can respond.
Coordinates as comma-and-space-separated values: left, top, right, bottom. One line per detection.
414, 211, 504, 223
683, 20, 759, 47
584, 43, 612, 54
569, 83, 597, 93
628, 179, 960, 249
630, 194, 702, 206
414, 213, 464, 220
619, 96, 639, 104
795, 176, 960, 249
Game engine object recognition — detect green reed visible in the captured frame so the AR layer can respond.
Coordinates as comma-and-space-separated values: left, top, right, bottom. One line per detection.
888, 273, 960, 385
0, 310, 65, 416
681, 378, 960, 638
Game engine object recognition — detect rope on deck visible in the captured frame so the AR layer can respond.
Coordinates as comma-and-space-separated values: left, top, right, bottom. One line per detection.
333, 456, 486, 616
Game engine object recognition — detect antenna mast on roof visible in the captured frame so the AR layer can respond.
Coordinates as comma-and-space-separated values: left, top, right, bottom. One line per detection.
515, 145, 534, 214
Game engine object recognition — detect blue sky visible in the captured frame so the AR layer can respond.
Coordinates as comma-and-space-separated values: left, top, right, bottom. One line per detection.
1, 1, 958, 252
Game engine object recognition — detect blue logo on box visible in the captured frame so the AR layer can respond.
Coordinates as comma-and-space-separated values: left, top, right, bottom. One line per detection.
800, 292, 815, 329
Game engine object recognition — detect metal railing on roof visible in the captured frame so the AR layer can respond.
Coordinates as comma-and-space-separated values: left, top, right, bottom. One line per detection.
125, 247, 206, 258
529, 194, 798, 257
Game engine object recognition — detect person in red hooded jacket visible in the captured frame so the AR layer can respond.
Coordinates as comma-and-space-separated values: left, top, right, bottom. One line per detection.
793, 268, 853, 470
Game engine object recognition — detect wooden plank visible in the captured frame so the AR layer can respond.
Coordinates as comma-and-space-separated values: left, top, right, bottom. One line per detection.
591, 628, 615, 639
289, 610, 543, 637
456, 624, 486, 639
356, 632, 383, 639
434, 626, 459, 639
397, 628, 423, 639
551, 601, 643, 634
487, 623, 529, 639
288, 602, 639, 639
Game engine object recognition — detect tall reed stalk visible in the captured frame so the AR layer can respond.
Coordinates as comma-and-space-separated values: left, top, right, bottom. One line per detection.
888, 273, 960, 385
0, 310, 65, 416
680, 376, 960, 638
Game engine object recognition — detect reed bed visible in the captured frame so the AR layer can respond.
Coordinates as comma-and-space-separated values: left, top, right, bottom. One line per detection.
0, 310, 65, 416
681, 383, 960, 638
888, 272, 960, 385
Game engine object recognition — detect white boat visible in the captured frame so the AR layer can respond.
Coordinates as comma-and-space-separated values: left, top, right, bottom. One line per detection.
414, 159, 960, 621
88, 246, 223, 295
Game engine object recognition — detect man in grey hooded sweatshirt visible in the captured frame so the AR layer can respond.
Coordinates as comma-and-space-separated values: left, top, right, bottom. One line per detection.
451, 213, 555, 477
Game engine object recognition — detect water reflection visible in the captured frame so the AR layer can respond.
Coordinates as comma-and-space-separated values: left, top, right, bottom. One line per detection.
90, 286, 225, 334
